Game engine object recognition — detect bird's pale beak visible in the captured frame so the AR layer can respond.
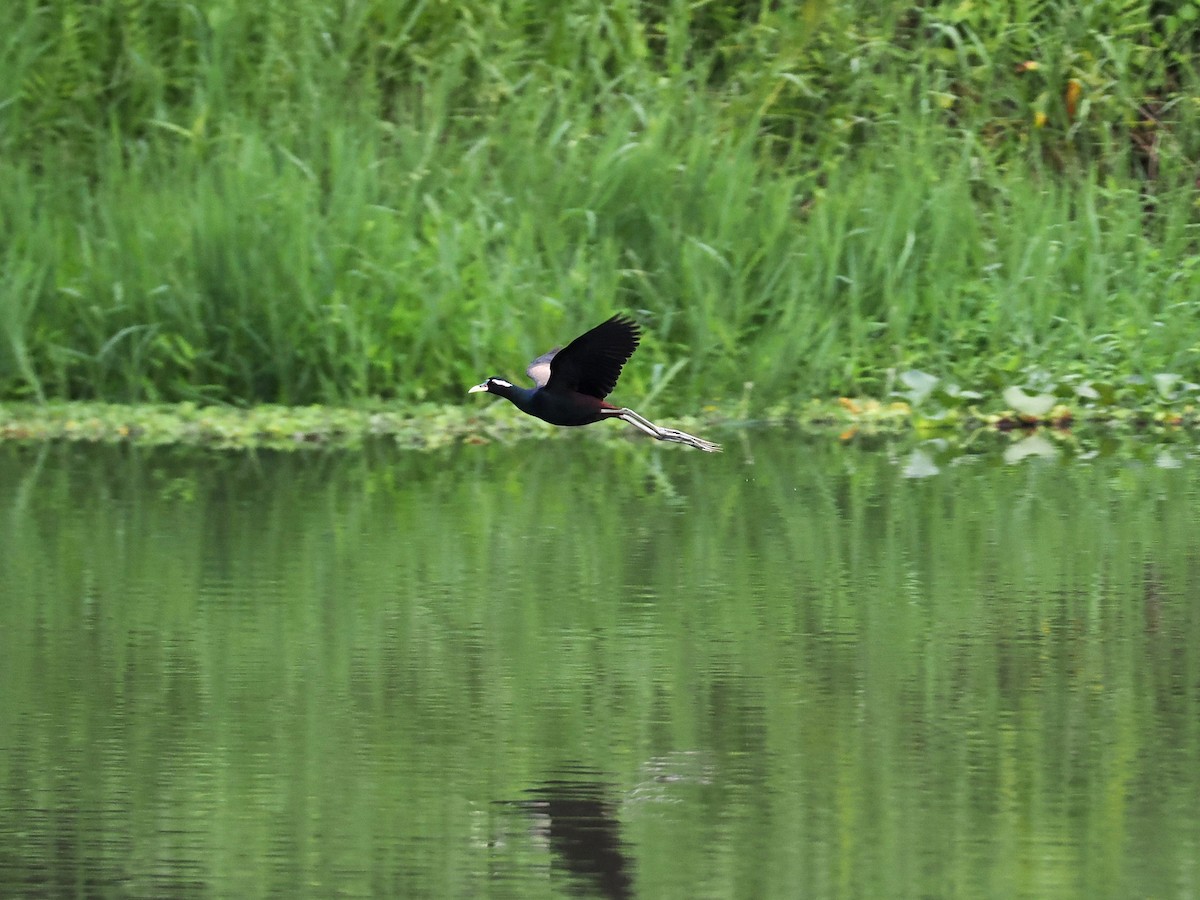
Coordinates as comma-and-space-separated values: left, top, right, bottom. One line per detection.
467, 382, 489, 394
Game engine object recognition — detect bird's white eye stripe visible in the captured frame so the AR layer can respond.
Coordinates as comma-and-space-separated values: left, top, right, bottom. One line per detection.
491, 378, 513, 388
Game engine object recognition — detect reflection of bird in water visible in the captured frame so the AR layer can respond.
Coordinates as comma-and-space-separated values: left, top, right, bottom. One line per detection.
521, 778, 634, 900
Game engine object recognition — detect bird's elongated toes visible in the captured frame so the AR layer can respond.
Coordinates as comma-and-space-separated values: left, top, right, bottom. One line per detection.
659, 428, 721, 452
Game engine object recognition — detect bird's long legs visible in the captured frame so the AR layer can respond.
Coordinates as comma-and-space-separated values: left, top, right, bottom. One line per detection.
607, 408, 722, 452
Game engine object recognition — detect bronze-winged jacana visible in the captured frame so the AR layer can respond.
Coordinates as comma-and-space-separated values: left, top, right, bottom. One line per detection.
468, 315, 721, 452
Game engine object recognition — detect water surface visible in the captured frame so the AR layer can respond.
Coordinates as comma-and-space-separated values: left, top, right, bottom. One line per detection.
2, 434, 1198, 898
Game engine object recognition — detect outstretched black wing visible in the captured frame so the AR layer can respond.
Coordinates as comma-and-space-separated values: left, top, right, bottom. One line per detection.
540, 315, 640, 399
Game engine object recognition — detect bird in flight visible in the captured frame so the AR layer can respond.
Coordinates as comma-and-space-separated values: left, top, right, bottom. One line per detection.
469, 315, 720, 452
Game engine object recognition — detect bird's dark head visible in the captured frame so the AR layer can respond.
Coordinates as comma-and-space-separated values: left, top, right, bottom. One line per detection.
468, 377, 515, 397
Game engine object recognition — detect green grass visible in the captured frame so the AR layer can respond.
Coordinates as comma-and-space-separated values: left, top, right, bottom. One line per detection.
1, 0, 1199, 414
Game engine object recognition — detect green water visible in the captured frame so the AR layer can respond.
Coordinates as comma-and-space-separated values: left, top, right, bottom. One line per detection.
2, 435, 1198, 899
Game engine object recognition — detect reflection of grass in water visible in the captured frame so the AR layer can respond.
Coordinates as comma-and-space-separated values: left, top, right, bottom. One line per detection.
1, 440, 1198, 895
2, 3, 1199, 414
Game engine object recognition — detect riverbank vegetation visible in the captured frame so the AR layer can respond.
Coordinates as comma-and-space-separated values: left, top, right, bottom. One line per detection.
1, 396, 1194, 452
2, 1, 1198, 429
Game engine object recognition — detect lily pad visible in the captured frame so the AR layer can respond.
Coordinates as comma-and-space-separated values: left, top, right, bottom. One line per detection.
1002, 386, 1056, 418
1153, 373, 1182, 400
899, 369, 940, 406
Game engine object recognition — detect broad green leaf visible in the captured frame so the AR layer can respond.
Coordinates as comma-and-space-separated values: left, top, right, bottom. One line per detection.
1154, 373, 1181, 400
899, 369, 939, 405
1002, 386, 1056, 418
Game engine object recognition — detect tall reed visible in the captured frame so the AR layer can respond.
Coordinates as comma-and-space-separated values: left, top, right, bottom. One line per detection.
1, 0, 1197, 409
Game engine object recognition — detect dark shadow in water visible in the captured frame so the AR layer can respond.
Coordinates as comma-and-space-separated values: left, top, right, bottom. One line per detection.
0, 803, 206, 899
513, 772, 634, 900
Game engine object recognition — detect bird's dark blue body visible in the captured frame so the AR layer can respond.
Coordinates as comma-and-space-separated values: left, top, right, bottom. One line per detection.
482, 381, 610, 427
